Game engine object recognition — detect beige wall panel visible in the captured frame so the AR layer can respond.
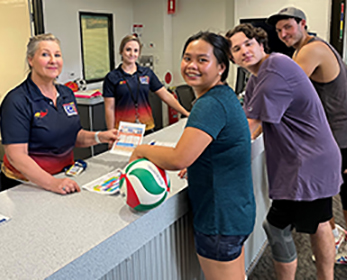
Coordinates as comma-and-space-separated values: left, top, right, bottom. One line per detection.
0, 0, 31, 103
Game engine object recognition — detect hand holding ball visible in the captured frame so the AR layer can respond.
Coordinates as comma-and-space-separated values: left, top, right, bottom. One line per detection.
120, 158, 171, 211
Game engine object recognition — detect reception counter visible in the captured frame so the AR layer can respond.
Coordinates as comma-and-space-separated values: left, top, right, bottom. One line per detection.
0, 119, 269, 280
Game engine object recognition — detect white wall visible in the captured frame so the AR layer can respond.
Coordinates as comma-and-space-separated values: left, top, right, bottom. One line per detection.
132, 0, 171, 84
131, 0, 235, 125
43, 0, 134, 88
232, 0, 331, 86
130, 0, 332, 96
132, 0, 234, 86
235, 0, 331, 40
42, 0, 332, 92
171, 0, 229, 85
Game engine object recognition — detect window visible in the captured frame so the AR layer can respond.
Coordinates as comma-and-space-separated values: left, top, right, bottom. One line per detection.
79, 12, 115, 83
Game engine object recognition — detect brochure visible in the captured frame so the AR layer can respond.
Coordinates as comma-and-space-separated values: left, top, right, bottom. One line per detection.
110, 121, 146, 156
82, 169, 122, 195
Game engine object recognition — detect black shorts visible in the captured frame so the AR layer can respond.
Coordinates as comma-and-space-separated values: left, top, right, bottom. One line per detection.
340, 148, 347, 210
266, 197, 333, 234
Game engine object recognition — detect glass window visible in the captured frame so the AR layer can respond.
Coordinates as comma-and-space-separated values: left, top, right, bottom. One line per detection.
79, 12, 115, 83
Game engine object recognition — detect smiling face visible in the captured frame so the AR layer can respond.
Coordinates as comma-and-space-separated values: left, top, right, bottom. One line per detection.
28, 41, 63, 81
275, 18, 305, 48
121, 40, 140, 65
229, 31, 265, 74
180, 39, 224, 96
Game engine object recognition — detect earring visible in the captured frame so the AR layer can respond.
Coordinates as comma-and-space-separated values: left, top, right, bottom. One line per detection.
219, 72, 222, 75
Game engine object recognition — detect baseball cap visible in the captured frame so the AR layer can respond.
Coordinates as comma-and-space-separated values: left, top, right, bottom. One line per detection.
267, 7, 306, 26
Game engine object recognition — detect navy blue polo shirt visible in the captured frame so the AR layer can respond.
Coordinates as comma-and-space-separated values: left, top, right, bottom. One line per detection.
103, 63, 163, 130
0, 75, 82, 180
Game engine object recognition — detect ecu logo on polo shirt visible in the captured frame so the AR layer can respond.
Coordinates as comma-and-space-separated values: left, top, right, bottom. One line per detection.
139, 76, 149, 84
63, 102, 78, 116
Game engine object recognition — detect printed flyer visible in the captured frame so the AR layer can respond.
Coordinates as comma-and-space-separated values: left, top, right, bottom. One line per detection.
82, 169, 122, 195
110, 121, 146, 156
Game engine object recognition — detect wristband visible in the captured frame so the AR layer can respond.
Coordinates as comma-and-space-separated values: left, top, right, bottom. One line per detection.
94, 131, 101, 144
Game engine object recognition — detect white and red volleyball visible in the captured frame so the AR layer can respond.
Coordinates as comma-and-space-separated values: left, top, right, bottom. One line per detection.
120, 158, 171, 211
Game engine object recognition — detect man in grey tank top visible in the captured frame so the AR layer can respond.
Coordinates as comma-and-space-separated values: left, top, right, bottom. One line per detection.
268, 6, 347, 265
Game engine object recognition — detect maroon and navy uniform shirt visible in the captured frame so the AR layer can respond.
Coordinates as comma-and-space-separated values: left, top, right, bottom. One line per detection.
102, 63, 163, 131
0, 75, 82, 181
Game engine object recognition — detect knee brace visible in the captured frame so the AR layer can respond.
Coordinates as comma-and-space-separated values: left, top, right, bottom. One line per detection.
262, 220, 297, 263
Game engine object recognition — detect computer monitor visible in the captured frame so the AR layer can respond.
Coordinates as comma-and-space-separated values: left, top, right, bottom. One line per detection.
235, 67, 249, 95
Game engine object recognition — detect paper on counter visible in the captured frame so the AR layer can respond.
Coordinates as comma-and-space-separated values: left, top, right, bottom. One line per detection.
148, 140, 176, 148
82, 169, 122, 195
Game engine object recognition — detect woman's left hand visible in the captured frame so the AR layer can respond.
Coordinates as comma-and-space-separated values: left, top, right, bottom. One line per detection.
98, 129, 118, 146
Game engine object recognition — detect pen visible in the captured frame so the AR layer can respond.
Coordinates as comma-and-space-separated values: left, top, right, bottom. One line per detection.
149, 140, 156, 146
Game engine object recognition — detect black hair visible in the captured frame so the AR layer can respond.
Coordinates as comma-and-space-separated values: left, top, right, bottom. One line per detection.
181, 31, 231, 82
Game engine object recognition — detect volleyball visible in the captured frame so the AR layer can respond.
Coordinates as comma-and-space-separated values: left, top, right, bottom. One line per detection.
75, 78, 87, 91
120, 158, 170, 211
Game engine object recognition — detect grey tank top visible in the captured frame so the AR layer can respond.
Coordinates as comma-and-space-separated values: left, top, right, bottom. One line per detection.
300, 37, 347, 148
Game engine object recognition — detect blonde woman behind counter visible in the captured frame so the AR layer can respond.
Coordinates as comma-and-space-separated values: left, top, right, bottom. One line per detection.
0, 34, 118, 195
103, 35, 189, 134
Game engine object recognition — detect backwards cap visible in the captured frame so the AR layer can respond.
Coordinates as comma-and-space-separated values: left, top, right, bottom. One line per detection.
267, 7, 306, 26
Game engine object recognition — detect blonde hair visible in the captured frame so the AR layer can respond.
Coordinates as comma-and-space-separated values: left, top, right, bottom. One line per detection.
26, 33, 61, 69
119, 35, 142, 58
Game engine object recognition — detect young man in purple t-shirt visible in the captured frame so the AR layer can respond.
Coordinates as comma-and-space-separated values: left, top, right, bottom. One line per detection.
226, 24, 342, 280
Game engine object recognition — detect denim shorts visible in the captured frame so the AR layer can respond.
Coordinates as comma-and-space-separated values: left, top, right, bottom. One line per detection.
194, 230, 249, 261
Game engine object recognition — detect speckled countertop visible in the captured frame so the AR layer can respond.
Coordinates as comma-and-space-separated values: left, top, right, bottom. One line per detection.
0, 119, 266, 280
0, 120, 188, 280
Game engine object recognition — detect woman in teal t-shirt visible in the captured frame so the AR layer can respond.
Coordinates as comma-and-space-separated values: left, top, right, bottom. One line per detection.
130, 31, 255, 280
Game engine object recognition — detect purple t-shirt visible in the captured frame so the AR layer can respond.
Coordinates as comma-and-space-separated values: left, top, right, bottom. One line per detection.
245, 53, 342, 201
